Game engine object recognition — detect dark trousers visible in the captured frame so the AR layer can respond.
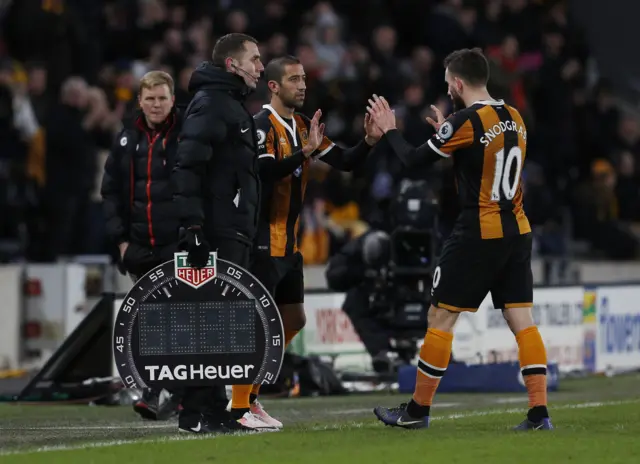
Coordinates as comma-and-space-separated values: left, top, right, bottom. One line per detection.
342, 287, 391, 357
180, 237, 251, 416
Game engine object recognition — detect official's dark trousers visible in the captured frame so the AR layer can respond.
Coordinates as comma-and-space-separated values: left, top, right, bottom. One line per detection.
180, 237, 251, 416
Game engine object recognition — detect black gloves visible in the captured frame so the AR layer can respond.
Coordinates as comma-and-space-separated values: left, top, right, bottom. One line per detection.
178, 226, 211, 268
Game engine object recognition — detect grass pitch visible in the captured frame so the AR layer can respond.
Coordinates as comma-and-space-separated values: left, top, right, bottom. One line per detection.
1, 374, 639, 463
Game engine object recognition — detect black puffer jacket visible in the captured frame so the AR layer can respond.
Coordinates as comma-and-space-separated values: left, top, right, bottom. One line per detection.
101, 109, 181, 253
172, 62, 260, 244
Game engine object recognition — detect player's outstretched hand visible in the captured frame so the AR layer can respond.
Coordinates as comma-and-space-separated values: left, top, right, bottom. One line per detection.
364, 113, 382, 145
303, 109, 325, 157
366, 94, 396, 134
426, 104, 447, 131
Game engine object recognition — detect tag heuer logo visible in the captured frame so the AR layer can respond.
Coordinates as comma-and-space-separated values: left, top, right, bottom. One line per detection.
174, 252, 217, 289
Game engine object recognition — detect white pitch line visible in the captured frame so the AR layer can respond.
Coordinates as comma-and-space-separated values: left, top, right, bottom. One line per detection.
332, 402, 461, 415
1, 399, 639, 457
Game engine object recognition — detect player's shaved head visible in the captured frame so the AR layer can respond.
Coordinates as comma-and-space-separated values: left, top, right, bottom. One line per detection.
265, 56, 302, 86
443, 48, 490, 87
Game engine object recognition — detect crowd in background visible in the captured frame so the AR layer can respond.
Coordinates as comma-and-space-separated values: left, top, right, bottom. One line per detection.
0, 0, 639, 265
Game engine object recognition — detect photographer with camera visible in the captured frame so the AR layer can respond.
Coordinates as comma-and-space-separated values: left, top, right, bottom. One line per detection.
325, 229, 398, 374
326, 179, 439, 374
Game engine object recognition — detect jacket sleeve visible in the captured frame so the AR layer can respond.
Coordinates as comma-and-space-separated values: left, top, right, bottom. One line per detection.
172, 96, 227, 227
318, 139, 372, 172
383, 110, 474, 167
100, 132, 128, 244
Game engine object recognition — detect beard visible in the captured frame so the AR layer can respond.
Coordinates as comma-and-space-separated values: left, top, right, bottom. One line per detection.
451, 91, 466, 112
281, 93, 304, 109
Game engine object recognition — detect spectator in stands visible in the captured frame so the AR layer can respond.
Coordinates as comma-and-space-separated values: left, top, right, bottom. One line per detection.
1, 0, 639, 263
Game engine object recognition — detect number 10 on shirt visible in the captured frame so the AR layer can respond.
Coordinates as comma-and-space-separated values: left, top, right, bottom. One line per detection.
491, 146, 523, 202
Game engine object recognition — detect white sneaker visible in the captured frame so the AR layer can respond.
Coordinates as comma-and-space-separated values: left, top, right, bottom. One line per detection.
236, 411, 278, 430
251, 400, 283, 429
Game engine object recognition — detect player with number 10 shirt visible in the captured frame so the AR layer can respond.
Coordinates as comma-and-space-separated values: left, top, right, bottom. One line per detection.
367, 47, 552, 432
426, 96, 532, 314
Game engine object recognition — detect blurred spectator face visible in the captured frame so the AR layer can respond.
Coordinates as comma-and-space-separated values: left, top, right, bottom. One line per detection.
178, 67, 192, 92
618, 115, 640, 144
596, 87, 614, 111
444, 68, 466, 111
315, 1, 334, 15
61, 77, 89, 108
98, 65, 115, 87
227, 10, 248, 33
458, 7, 477, 32
543, 32, 564, 56
404, 84, 424, 107
502, 35, 519, 59
412, 46, 434, 74
265, 1, 286, 19
170, 5, 186, 28
350, 43, 369, 64
618, 152, 635, 177
321, 26, 340, 45
549, 3, 568, 26
87, 87, 109, 114
139, 84, 174, 125
299, 25, 316, 44
231, 41, 264, 89
27, 66, 47, 95
270, 63, 306, 109
506, 0, 527, 13
141, 0, 167, 24
296, 44, 318, 69
188, 25, 209, 54
486, 0, 501, 21
164, 29, 183, 53
0, 67, 12, 88
268, 33, 288, 58
373, 26, 396, 54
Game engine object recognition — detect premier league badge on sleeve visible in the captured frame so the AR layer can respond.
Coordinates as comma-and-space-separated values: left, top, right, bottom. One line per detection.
113, 252, 284, 390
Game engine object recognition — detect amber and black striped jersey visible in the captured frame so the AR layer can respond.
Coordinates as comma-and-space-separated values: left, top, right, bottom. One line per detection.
254, 104, 371, 257
384, 99, 531, 239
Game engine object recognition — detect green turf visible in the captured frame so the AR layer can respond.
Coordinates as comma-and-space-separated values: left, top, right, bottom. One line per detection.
1, 374, 639, 463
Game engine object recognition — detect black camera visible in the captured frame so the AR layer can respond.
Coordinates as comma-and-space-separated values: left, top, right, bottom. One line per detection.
364, 180, 440, 361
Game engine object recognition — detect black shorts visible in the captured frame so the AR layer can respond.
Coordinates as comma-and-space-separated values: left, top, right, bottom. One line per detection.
430, 232, 533, 312
250, 252, 304, 305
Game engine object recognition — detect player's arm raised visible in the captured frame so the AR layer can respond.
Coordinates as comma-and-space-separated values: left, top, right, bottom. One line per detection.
255, 111, 321, 181
306, 111, 379, 171
367, 95, 473, 167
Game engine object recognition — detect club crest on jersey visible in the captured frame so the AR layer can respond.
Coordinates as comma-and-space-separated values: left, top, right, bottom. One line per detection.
300, 129, 309, 144
437, 121, 454, 141
174, 251, 217, 289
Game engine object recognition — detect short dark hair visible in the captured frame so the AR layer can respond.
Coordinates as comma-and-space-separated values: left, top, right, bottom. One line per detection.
264, 55, 301, 86
211, 33, 258, 67
443, 48, 489, 87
